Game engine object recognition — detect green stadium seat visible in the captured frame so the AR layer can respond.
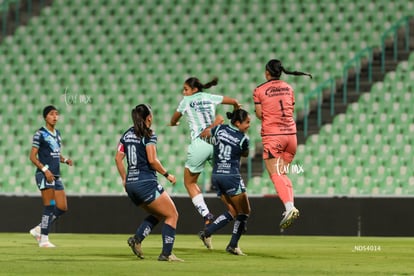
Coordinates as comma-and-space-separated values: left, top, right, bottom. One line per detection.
405, 177, 414, 194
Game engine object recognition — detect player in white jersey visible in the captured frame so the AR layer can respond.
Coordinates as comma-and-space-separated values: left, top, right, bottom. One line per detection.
170, 77, 240, 227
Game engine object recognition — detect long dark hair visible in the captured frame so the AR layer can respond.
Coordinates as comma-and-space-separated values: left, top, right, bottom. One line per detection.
131, 104, 152, 139
226, 109, 249, 125
185, 77, 218, 92
266, 59, 312, 79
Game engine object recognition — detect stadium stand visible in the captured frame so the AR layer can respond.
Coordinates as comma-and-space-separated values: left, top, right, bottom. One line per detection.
290, 53, 414, 196
0, 0, 412, 195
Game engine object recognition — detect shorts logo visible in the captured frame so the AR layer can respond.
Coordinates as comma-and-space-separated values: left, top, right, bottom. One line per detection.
276, 143, 283, 154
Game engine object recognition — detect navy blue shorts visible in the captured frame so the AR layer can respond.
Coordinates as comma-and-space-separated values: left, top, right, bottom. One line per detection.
125, 179, 165, 206
211, 174, 246, 197
35, 172, 64, 191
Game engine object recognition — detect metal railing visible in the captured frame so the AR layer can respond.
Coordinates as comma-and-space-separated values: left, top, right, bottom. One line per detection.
1, 0, 46, 37
381, 16, 411, 73
303, 78, 336, 137
342, 47, 373, 104
303, 15, 412, 138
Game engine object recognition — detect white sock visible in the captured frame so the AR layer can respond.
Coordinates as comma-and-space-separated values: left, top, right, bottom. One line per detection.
191, 194, 210, 217
284, 201, 294, 212
40, 234, 49, 243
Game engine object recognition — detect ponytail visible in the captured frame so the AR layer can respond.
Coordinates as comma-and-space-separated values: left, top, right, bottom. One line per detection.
281, 67, 313, 79
266, 59, 312, 79
185, 77, 218, 92
202, 77, 218, 89
226, 109, 249, 125
131, 104, 152, 139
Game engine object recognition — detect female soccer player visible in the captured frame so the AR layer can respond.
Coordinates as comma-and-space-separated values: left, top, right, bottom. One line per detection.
169, 77, 240, 226
115, 104, 182, 262
29, 105, 73, 247
198, 109, 251, 255
253, 59, 312, 229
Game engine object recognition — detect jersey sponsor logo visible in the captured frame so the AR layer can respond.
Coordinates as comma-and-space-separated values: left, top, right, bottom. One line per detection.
216, 129, 240, 145
189, 99, 213, 112
189, 99, 213, 108
216, 162, 231, 174
265, 86, 290, 97
123, 131, 141, 143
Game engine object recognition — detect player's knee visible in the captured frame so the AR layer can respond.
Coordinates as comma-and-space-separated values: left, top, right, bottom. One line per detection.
228, 208, 237, 217
174, 213, 179, 224
174, 209, 179, 222
57, 203, 68, 212
57, 205, 68, 212
245, 206, 251, 216
165, 208, 179, 223
165, 214, 178, 227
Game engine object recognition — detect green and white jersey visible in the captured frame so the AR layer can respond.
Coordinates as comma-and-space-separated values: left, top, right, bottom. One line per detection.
177, 92, 223, 140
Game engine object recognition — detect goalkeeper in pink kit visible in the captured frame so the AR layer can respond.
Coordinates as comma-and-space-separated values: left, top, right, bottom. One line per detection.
253, 59, 312, 229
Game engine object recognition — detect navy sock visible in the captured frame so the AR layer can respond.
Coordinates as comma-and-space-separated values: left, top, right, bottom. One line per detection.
40, 205, 55, 235
135, 215, 159, 242
161, 224, 176, 256
51, 207, 66, 224
205, 211, 233, 237
229, 214, 249, 248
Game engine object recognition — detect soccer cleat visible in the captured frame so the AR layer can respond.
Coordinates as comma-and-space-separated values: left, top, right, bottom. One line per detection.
38, 240, 56, 248
29, 225, 41, 242
198, 231, 213, 249
279, 207, 300, 229
127, 237, 144, 259
226, 245, 246, 256
158, 253, 184, 262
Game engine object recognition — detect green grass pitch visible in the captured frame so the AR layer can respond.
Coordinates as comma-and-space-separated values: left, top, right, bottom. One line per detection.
0, 233, 413, 275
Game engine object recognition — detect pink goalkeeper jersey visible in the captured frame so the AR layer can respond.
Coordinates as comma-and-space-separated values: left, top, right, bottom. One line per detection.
253, 79, 296, 136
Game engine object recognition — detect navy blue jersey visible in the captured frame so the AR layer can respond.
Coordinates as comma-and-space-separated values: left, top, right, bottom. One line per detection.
211, 124, 249, 175
118, 127, 157, 182
32, 127, 62, 176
